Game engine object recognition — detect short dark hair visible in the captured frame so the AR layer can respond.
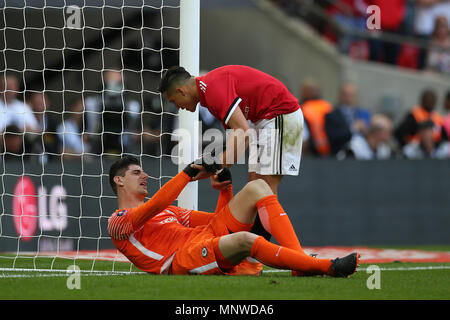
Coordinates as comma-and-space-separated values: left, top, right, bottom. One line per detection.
109, 155, 140, 195
158, 66, 191, 93
420, 88, 437, 104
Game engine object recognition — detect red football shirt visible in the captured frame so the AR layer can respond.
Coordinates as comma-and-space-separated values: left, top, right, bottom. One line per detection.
196, 65, 300, 127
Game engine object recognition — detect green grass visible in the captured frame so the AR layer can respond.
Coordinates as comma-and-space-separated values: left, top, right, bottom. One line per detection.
1, 254, 449, 300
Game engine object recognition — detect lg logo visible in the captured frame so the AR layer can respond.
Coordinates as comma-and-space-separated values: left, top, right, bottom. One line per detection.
38, 185, 68, 232
12, 177, 68, 240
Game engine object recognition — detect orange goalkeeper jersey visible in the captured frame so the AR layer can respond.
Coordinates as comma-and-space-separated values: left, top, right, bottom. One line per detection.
108, 205, 203, 274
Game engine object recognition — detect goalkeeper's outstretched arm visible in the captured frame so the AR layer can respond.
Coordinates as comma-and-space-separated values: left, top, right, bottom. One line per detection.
179, 168, 234, 228
129, 165, 198, 230
187, 184, 233, 227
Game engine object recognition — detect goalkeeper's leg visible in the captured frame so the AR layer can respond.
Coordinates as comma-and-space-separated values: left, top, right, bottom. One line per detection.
217, 232, 359, 277
225, 178, 311, 275
220, 232, 329, 274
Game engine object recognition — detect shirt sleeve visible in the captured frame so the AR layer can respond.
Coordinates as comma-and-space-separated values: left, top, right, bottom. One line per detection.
215, 185, 233, 214
108, 209, 135, 240
205, 75, 242, 125
129, 171, 191, 230
188, 210, 215, 227
176, 185, 234, 228
168, 206, 214, 228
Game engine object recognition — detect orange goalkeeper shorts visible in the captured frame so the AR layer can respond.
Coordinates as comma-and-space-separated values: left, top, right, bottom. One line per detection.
170, 204, 253, 275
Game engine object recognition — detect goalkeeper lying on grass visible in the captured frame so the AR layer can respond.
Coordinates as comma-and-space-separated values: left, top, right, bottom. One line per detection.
108, 155, 359, 277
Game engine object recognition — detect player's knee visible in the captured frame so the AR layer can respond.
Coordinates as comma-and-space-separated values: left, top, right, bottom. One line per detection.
243, 179, 272, 202
234, 231, 258, 253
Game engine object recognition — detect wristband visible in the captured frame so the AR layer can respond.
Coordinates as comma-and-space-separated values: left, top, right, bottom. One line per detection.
183, 164, 199, 178
217, 167, 232, 182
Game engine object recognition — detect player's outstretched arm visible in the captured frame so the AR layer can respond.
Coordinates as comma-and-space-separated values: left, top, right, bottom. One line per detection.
130, 165, 198, 229
179, 167, 234, 228
212, 168, 233, 213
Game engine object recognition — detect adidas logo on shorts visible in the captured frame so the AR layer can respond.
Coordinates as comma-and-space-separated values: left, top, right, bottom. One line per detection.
289, 164, 296, 171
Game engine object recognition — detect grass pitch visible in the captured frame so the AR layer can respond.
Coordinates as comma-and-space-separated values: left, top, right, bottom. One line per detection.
1, 250, 449, 300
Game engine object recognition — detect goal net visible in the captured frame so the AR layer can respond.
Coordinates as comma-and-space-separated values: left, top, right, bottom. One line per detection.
0, 0, 199, 274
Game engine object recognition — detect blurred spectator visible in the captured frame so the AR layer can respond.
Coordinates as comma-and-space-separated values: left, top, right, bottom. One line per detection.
442, 89, 450, 137
25, 91, 60, 160
326, 0, 369, 56
414, 0, 450, 37
425, 15, 450, 75
299, 78, 333, 157
366, 0, 407, 65
1, 125, 24, 160
394, 88, 448, 147
57, 98, 90, 156
337, 113, 392, 160
0, 73, 39, 134
403, 120, 450, 158
414, 0, 450, 68
141, 94, 177, 157
85, 69, 141, 155
325, 82, 371, 155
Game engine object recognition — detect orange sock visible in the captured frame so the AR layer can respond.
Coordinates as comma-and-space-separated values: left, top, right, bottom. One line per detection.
256, 195, 303, 252
250, 236, 332, 275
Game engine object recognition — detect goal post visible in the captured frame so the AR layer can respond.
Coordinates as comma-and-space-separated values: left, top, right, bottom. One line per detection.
178, 0, 200, 210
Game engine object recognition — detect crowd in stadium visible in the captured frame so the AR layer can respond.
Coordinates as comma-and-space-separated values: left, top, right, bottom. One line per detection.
299, 80, 450, 159
0, 71, 173, 163
0, 71, 449, 162
272, 0, 450, 75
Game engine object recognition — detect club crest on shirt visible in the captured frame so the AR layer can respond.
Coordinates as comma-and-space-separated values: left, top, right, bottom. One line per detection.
117, 209, 128, 217
202, 246, 208, 258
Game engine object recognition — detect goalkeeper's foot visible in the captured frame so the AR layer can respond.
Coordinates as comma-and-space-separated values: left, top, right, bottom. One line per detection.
328, 252, 360, 278
229, 257, 263, 276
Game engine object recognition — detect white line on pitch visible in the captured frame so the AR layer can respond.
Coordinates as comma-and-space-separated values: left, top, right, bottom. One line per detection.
0, 273, 144, 279
264, 265, 450, 273
0, 267, 145, 274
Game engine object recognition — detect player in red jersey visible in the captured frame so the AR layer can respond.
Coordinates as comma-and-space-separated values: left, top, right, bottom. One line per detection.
159, 65, 304, 274
107, 155, 359, 277
159, 65, 303, 190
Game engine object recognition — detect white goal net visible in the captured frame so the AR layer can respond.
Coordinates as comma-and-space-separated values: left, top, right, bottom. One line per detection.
0, 0, 198, 274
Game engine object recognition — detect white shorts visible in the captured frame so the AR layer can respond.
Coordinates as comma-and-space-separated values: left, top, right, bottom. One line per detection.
248, 108, 304, 176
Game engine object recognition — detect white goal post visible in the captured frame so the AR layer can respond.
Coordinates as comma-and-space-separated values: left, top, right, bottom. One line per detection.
178, 0, 200, 210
